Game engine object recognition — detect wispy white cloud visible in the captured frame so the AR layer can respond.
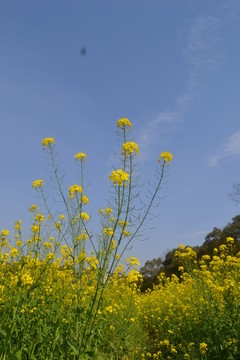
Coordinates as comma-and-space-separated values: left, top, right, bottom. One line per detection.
208, 130, 240, 167
183, 16, 224, 75
220, 0, 240, 19
139, 13, 226, 160
207, 154, 220, 167
138, 110, 180, 160
223, 131, 240, 155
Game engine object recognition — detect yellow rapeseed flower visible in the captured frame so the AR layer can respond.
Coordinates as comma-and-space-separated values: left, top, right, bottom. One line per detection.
104, 305, 113, 313
110, 239, 116, 249
199, 343, 208, 355
74, 152, 87, 161
76, 231, 88, 241
68, 184, 83, 199
123, 230, 130, 237
54, 221, 62, 231
116, 118, 132, 130
158, 151, 173, 164
21, 272, 34, 286
35, 213, 45, 223
79, 212, 90, 222
105, 207, 113, 215
1, 229, 9, 237
14, 220, 22, 232
122, 141, 139, 158
32, 179, 44, 189
103, 227, 114, 236
45, 253, 55, 261
42, 137, 56, 148
29, 204, 39, 212
128, 256, 140, 267
31, 225, 40, 233
109, 169, 130, 186
81, 195, 89, 204
16, 240, 23, 247
10, 248, 19, 258
43, 242, 53, 249
226, 236, 234, 243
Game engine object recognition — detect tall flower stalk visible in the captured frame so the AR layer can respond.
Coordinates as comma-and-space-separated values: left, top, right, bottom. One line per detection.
29, 118, 172, 356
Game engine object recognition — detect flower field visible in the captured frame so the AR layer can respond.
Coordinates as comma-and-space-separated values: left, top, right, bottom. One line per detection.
0, 119, 239, 359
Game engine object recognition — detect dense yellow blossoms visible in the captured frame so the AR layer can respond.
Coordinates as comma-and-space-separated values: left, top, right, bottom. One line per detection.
128, 256, 141, 267
79, 212, 90, 221
116, 117, 132, 130
29, 204, 39, 212
35, 213, 45, 223
81, 195, 89, 204
199, 343, 208, 355
1, 229, 9, 237
76, 231, 88, 241
14, 220, 22, 231
31, 225, 40, 233
118, 219, 128, 227
0, 233, 239, 359
68, 184, 83, 199
74, 152, 87, 161
0, 119, 174, 358
122, 141, 139, 157
109, 169, 130, 186
42, 137, 56, 148
32, 179, 44, 189
226, 236, 234, 243
105, 207, 113, 215
159, 151, 173, 163
58, 214, 65, 221
103, 227, 114, 236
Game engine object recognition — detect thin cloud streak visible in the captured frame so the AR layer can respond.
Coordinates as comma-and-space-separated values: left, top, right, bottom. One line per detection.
139, 14, 225, 160
223, 131, 240, 155
184, 16, 224, 73
138, 111, 180, 161
208, 130, 240, 167
207, 155, 220, 167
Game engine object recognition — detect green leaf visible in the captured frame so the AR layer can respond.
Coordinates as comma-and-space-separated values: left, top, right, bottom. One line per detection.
8, 348, 22, 360
68, 342, 79, 355
14, 349, 22, 360
0, 328, 6, 337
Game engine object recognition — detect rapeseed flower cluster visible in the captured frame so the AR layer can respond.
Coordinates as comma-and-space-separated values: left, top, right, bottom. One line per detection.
32, 179, 44, 189
122, 141, 139, 157
159, 151, 173, 164
116, 117, 132, 130
42, 137, 56, 148
74, 152, 87, 161
109, 169, 130, 186
68, 184, 83, 199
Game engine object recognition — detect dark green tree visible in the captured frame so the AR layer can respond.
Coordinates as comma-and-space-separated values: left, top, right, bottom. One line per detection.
140, 257, 163, 291
140, 214, 240, 291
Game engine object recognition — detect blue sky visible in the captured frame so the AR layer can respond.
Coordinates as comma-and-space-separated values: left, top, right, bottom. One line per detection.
1, 0, 240, 265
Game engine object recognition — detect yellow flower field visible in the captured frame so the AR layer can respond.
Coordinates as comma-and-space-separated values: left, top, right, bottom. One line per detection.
1, 119, 239, 359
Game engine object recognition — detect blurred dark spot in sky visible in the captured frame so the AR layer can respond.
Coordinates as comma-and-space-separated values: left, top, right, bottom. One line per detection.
81, 47, 87, 56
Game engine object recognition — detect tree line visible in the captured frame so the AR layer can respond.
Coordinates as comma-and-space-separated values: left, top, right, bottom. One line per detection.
140, 214, 240, 291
